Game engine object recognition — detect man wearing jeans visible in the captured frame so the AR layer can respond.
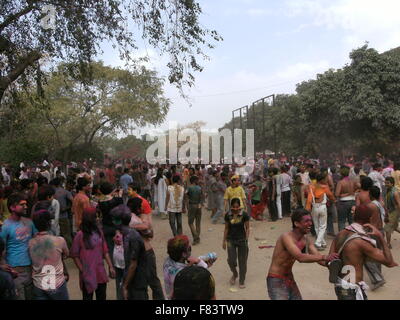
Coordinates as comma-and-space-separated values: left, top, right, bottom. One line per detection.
280, 166, 292, 217
185, 176, 204, 245
335, 166, 356, 231
165, 175, 185, 237
267, 209, 338, 300
53, 178, 73, 248
0, 193, 37, 300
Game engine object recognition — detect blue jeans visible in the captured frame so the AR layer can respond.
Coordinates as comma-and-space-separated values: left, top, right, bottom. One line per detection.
327, 202, 336, 234
168, 212, 182, 236
115, 267, 125, 300
33, 281, 69, 300
337, 200, 355, 231
267, 275, 302, 300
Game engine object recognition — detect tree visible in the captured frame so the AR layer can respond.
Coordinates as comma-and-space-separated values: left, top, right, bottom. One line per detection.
0, 60, 169, 164
0, 0, 222, 102
221, 45, 400, 159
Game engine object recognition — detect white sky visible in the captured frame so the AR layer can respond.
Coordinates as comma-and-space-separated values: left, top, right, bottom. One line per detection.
99, 0, 400, 136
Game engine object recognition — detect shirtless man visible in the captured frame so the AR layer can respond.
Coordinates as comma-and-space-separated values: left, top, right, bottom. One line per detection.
335, 166, 356, 231
356, 176, 373, 207
365, 186, 386, 290
329, 205, 397, 300
267, 208, 339, 300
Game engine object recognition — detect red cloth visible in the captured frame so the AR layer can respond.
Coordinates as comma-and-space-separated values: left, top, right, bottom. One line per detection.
137, 195, 152, 215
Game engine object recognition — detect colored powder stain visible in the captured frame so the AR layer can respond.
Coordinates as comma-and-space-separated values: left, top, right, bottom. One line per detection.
31, 238, 55, 261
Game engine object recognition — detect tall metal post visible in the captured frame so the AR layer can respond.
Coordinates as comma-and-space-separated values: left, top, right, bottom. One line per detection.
262, 99, 266, 153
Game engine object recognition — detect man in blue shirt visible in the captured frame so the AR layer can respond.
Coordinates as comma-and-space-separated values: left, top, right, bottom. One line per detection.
0, 193, 37, 300
120, 168, 133, 205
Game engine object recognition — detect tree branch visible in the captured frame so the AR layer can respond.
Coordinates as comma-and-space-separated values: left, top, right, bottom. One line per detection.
0, 3, 37, 32
0, 50, 41, 90
88, 118, 112, 145
45, 111, 62, 148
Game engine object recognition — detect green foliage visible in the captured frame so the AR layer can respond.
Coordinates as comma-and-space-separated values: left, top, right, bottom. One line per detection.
224, 45, 400, 158
0, 0, 222, 102
0, 60, 169, 164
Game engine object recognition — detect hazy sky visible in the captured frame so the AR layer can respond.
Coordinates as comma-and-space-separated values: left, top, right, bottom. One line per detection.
100, 0, 400, 136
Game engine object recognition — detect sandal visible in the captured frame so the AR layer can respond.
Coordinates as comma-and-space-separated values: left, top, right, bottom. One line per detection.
230, 275, 237, 285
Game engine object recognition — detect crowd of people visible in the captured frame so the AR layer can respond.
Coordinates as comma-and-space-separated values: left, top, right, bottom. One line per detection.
0, 152, 399, 300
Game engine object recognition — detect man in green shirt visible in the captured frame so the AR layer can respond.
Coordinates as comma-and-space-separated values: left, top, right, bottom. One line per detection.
185, 176, 204, 245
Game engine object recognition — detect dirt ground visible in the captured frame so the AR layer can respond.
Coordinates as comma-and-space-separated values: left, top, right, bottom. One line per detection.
66, 208, 400, 300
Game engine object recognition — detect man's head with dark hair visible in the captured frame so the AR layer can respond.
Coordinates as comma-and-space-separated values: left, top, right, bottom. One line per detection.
100, 182, 114, 195
167, 235, 191, 262
354, 205, 372, 225
51, 178, 61, 187
20, 179, 34, 190
291, 208, 312, 234
360, 176, 373, 191
340, 165, 350, 177
124, 168, 129, 174
385, 176, 395, 190
373, 163, 382, 171
37, 176, 48, 187
77, 177, 90, 192
320, 167, 328, 175
309, 171, 317, 181
128, 182, 141, 194
127, 197, 142, 216
32, 210, 52, 232
190, 175, 199, 185
32, 200, 52, 215
394, 162, 400, 171
38, 185, 55, 201
7, 193, 27, 216
316, 173, 326, 183
99, 171, 105, 179
369, 186, 380, 201
173, 266, 215, 300
172, 175, 181, 184
110, 204, 132, 226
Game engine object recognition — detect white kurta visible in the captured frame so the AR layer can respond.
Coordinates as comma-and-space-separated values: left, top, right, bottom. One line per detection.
155, 176, 167, 214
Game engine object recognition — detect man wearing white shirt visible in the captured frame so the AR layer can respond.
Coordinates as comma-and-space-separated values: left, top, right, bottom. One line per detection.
280, 166, 292, 217
368, 163, 385, 193
19, 167, 29, 180
2, 167, 11, 186
275, 169, 283, 219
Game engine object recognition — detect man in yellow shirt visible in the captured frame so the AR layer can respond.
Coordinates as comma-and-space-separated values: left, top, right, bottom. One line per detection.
224, 175, 247, 213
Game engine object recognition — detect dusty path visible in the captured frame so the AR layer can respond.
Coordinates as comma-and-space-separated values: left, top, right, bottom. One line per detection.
66, 208, 400, 300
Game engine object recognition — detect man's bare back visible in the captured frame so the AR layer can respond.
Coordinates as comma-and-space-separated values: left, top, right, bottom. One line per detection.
356, 190, 371, 206
336, 178, 355, 199
330, 225, 397, 283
